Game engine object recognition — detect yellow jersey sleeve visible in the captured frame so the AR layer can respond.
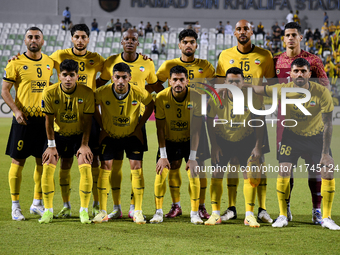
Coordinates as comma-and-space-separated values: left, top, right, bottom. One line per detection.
41, 87, 55, 115
3, 60, 18, 83
154, 93, 166, 120
320, 87, 334, 113
156, 60, 170, 82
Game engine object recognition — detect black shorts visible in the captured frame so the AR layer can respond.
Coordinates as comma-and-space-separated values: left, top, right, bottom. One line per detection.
89, 116, 100, 156
6, 116, 46, 159
156, 140, 190, 163
50, 133, 83, 158
259, 120, 270, 154
100, 135, 144, 161
215, 133, 256, 168
196, 117, 211, 162
278, 129, 328, 165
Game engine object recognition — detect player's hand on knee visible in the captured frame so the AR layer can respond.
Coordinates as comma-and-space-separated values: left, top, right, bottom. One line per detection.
250, 146, 262, 161
15, 111, 28, 125
186, 160, 199, 178
76, 145, 93, 164
8, 52, 20, 63
211, 145, 223, 164
43, 147, 59, 165
156, 158, 170, 174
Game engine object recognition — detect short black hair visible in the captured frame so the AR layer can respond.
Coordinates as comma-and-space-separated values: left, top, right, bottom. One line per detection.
178, 29, 198, 42
113, 62, 131, 76
60, 59, 79, 73
71, 24, 90, 37
284, 22, 301, 34
226, 67, 244, 79
170, 65, 188, 79
291, 58, 310, 70
25, 26, 43, 35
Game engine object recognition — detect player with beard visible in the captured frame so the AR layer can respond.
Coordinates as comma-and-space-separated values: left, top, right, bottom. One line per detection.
2, 27, 54, 220
215, 19, 275, 223
49, 24, 105, 218
153, 29, 215, 220
274, 22, 330, 224
96, 28, 157, 220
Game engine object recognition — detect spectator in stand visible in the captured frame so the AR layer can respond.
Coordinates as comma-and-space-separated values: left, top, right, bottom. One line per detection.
63, 7, 71, 25
293, 10, 300, 24
256, 22, 265, 37
306, 37, 316, 53
160, 44, 166, 55
305, 28, 313, 41
106, 19, 114, 32
91, 19, 99, 32
154, 22, 162, 33
250, 21, 255, 31
138, 27, 144, 37
329, 21, 336, 36
200, 31, 209, 47
216, 21, 224, 34
68, 21, 73, 31
122, 19, 132, 32
286, 10, 294, 23
60, 20, 66, 31
224, 21, 233, 35
187, 24, 193, 30
314, 28, 321, 40
151, 40, 159, 55
272, 22, 280, 33
321, 22, 329, 38
194, 21, 201, 34
280, 22, 285, 36
163, 22, 169, 32
138, 21, 145, 31
324, 12, 329, 25
114, 19, 122, 32
145, 22, 153, 34
132, 26, 138, 33
337, 21, 340, 31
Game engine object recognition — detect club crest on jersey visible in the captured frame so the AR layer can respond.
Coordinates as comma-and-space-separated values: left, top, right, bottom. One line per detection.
46, 65, 50, 70
310, 101, 316, 106
132, 100, 137, 106
187, 103, 193, 109
23, 65, 28, 70
229, 59, 234, 64
78, 98, 83, 104
139, 66, 145, 72
166, 104, 170, 109
89, 60, 94, 65
255, 59, 260, 65
198, 68, 203, 73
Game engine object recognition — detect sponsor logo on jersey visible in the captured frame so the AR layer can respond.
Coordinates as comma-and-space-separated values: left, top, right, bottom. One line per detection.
78, 98, 83, 104
187, 103, 193, 109
89, 60, 94, 65
31, 80, 47, 92
23, 65, 28, 70
78, 74, 87, 84
244, 74, 253, 84
255, 59, 260, 65
113, 116, 130, 126
47, 65, 50, 70
132, 100, 137, 105
139, 66, 145, 72
170, 120, 188, 131
198, 68, 203, 73
310, 101, 316, 106
60, 112, 77, 123
229, 59, 234, 64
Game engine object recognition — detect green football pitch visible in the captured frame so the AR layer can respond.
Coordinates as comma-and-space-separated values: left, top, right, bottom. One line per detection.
0, 118, 340, 254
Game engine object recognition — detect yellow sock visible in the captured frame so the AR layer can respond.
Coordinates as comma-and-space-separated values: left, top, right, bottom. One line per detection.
154, 168, 169, 210
277, 176, 290, 217
187, 170, 200, 211
110, 160, 123, 205
59, 168, 71, 203
8, 163, 24, 201
244, 179, 256, 213
98, 168, 111, 212
91, 167, 99, 203
321, 178, 335, 219
169, 168, 181, 203
227, 165, 239, 207
33, 165, 43, 200
42, 164, 56, 209
257, 165, 267, 209
199, 177, 207, 204
131, 168, 144, 211
79, 164, 93, 208
210, 178, 223, 211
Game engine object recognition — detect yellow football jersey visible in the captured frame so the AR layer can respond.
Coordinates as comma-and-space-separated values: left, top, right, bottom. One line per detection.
216, 45, 275, 85
100, 53, 157, 88
154, 87, 202, 142
42, 83, 95, 136
265, 81, 334, 136
95, 83, 152, 138
207, 88, 262, 142
156, 57, 215, 92
49, 48, 105, 91
3, 53, 54, 117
